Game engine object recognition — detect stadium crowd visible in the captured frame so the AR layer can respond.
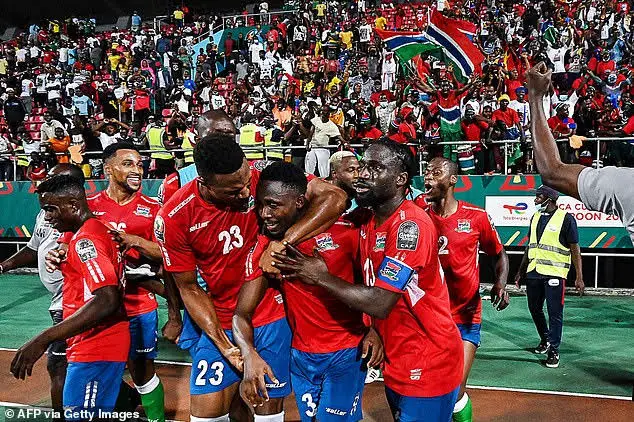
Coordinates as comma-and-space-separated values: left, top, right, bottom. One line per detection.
0, 0, 633, 181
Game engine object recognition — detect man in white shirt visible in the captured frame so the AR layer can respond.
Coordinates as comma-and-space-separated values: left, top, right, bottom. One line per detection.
20, 75, 35, 114
58, 44, 69, 71
40, 111, 67, 142
249, 39, 264, 65
307, 104, 343, 177
509, 87, 531, 133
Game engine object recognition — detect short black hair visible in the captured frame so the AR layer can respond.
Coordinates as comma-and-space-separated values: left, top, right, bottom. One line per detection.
194, 135, 245, 178
259, 161, 307, 195
50, 163, 86, 185
103, 142, 138, 161
37, 174, 86, 198
432, 157, 459, 177
373, 138, 416, 185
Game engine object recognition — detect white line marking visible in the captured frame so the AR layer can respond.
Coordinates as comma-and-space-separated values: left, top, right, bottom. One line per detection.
0, 349, 630, 401
466, 385, 631, 401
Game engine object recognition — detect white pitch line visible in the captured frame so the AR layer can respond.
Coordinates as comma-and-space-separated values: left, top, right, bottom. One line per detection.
0, 348, 630, 402
466, 385, 631, 401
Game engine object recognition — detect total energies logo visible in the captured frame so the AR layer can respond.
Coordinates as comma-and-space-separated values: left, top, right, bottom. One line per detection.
503, 202, 528, 215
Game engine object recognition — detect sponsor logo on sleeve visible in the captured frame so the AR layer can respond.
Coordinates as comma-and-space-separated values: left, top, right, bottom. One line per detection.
75, 239, 97, 262
315, 233, 338, 251
154, 216, 165, 243
456, 219, 472, 233
396, 221, 419, 251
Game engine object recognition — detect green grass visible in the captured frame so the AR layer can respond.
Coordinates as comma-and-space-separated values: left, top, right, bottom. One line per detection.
1, 275, 632, 398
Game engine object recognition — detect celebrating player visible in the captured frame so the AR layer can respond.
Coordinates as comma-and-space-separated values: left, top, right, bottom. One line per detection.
156, 136, 347, 422
233, 161, 383, 421
272, 139, 464, 422
11, 175, 130, 418
422, 157, 510, 422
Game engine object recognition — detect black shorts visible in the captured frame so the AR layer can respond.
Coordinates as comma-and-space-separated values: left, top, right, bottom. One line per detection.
47, 310, 67, 367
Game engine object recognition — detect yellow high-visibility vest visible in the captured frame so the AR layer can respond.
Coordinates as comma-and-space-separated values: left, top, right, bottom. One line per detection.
147, 128, 172, 160
527, 209, 572, 279
239, 124, 263, 160
264, 128, 284, 160
182, 131, 195, 164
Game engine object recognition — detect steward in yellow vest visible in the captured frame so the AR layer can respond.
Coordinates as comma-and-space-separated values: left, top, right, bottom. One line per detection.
514, 185, 584, 369
239, 115, 264, 160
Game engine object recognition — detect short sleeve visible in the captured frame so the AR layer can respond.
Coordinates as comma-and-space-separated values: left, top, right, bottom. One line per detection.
26, 214, 43, 251
155, 211, 196, 272
561, 213, 579, 245
478, 212, 504, 256
74, 236, 119, 291
245, 237, 268, 282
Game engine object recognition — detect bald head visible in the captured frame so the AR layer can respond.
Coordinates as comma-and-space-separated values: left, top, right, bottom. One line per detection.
197, 110, 237, 138
48, 163, 86, 184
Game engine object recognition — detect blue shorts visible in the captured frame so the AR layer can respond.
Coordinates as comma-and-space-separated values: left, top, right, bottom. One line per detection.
63, 361, 126, 420
385, 386, 460, 422
189, 317, 291, 397
291, 347, 366, 422
176, 308, 202, 351
129, 310, 159, 360
456, 323, 481, 348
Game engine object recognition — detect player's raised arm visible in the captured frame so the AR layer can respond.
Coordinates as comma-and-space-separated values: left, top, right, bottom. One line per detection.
527, 62, 585, 200
272, 243, 401, 319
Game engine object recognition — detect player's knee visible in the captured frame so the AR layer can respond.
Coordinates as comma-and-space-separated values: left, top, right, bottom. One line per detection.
190, 415, 229, 422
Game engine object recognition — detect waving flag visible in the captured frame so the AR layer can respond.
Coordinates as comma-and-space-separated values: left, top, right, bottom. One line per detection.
425, 11, 484, 82
375, 29, 443, 63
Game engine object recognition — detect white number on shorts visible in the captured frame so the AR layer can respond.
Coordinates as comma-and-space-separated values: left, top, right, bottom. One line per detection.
195, 360, 225, 386
438, 236, 449, 255
351, 393, 360, 414
218, 225, 244, 255
301, 393, 317, 417
363, 258, 375, 287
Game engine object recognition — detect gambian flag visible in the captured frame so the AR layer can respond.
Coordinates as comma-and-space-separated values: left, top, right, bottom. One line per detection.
375, 28, 443, 63
425, 11, 484, 83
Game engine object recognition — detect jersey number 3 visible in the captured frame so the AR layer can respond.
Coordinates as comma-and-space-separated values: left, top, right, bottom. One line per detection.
218, 225, 244, 255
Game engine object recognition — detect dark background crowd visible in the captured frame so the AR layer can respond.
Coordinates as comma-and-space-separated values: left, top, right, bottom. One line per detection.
1, 0, 634, 181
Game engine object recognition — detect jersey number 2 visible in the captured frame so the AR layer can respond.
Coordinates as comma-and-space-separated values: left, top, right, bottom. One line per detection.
218, 225, 244, 255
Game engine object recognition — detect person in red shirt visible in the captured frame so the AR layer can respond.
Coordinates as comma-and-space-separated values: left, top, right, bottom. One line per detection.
156, 136, 347, 422
423, 157, 510, 422
87, 142, 177, 422
353, 114, 383, 142
492, 95, 524, 140
547, 103, 576, 138
273, 140, 464, 421
233, 161, 383, 417
11, 174, 129, 418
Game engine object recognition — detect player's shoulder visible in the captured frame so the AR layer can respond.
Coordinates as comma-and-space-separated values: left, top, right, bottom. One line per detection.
160, 180, 198, 220
138, 193, 161, 209
389, 201, 436, 249
74, 218, 111, 246
86, 190, 103, 203
459, 201, 488, 216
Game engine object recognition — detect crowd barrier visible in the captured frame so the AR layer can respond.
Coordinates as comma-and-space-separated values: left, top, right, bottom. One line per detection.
0, 136, 629, 182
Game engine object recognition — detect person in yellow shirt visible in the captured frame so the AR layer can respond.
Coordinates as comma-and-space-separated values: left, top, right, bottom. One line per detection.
340, 26, 353, 50
315, 2, 327, 18
108, 51, 121, 74
173, 8, 184, 27
375, 14, 387, 30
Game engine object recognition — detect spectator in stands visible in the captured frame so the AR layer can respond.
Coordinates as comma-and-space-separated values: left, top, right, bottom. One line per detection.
44, 127, 71, 163
131, 12, 142, 32
40, 111, 67, 142
3, 88, 27, 136
0, 131, 14, 181
306, 104, 343, 177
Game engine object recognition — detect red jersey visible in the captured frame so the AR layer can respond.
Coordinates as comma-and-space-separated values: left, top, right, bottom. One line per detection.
158, 171, 180, 206
156, 170, 284, 330
87, 191, 160, 317
358, 201, 462, 397
492, 107, 520, 128
426, 202, 503, 324
61, 218, 129, 363
246, 221, 364, 353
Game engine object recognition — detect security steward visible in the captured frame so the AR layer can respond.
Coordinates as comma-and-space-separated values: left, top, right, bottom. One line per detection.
514, 185, 584, 369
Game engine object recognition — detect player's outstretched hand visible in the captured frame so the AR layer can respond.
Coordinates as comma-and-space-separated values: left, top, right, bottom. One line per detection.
161, 318, 182, 343
362, 327, 384, 368
271, 242, 328, 285
490, 282, 510, 311
526, 62, 553, 98
10, 336, 48, 380
240, 352, 278, 408
45, 245, 67, 273
260, 240, 284, 276
222, 346, 244, 373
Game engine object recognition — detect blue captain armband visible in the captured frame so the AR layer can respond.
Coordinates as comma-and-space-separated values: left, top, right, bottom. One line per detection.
377, 256, 414, 291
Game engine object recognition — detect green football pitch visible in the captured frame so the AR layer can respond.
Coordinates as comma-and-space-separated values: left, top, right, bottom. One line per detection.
1, 274, 632, 398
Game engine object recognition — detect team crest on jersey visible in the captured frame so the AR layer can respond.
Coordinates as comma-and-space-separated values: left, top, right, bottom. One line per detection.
315, 233, 338, 251
253, 160, 270, 172
396, 221, 419, 251
134, 205, 151, 218
374, 232, 386, 251
379, 261, 402, 281
154, 216, 165, 243
75, 239, 97, 263
456, 219, 472, 233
